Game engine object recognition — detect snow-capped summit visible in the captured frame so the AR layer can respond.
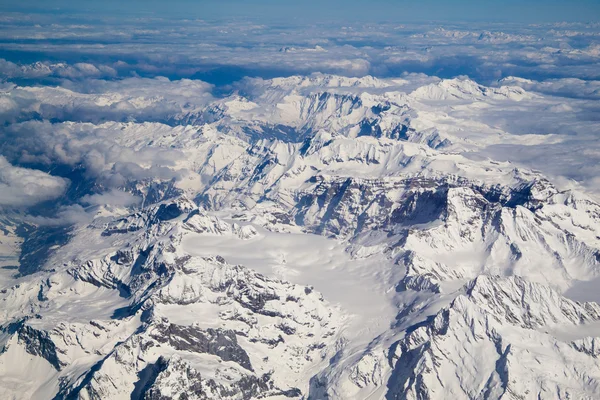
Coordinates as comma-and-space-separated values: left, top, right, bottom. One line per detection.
411, 77, 534, 101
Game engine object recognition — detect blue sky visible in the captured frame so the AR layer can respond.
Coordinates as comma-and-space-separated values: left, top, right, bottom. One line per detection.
2, 0, 600, 22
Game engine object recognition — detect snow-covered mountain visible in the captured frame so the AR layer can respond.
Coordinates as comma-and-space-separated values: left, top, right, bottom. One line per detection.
1, 74, 600, 399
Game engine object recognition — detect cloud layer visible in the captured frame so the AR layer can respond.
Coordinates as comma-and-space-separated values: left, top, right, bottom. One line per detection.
0, 13, 599, 85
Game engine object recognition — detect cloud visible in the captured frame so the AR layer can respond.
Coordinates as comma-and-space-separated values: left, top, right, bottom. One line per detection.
0, 16, 598, 85
0, 155, 68, 207
27, 190, 142, 227
0, 77, 214, 124
25, 204, 92, 226
0, 78, 213, 197
80, 189, 141, 207
0, 59, 117, 80
498, 77, 600, 99
0, 120, 191, 189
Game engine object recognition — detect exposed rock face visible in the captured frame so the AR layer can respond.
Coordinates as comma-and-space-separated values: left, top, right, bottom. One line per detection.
149, 324, 254, 371
15, 322, 66, 371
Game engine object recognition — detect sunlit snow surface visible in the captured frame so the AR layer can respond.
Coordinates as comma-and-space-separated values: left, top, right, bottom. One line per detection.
0, 13, 600, 400
182, 219, 399, 340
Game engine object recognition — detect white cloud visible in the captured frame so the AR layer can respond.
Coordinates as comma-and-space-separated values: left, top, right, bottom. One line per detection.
80, 189, 141, 206
0, 59, 117, 80
1, 120, 190, 188
0, 155, 68, 207
1, 17, 599, 84
0, 77, 214, 124
498, 77, 600, 99
25, 204, 92, 226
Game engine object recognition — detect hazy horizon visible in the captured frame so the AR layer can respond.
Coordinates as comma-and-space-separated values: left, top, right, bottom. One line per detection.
2, 0, 600, 23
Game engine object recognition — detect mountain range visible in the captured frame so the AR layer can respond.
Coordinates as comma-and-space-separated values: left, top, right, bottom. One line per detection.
1, 74, 600, 399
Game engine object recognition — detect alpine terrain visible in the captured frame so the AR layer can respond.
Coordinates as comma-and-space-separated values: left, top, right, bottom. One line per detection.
1, 73, 600, 400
